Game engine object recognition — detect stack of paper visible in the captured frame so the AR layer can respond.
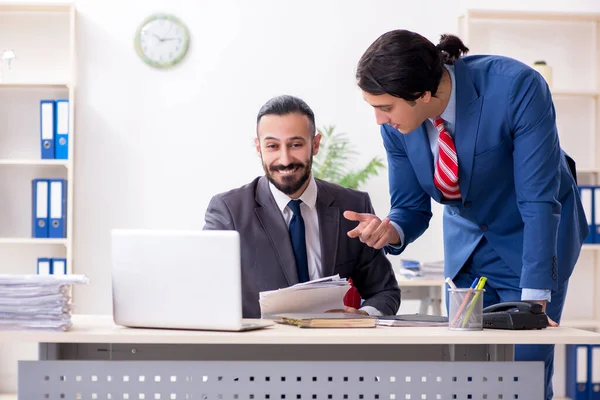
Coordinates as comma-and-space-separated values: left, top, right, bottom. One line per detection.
0, 274, 89, 331
397, 260, 445, 278
420, 260, 444, 276
259, 275, 351, 317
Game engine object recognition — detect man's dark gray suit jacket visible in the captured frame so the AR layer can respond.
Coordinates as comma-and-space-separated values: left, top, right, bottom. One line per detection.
203, 176, 401, 318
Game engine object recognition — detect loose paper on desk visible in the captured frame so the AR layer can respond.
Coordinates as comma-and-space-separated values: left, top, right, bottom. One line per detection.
259, 275, 350, 318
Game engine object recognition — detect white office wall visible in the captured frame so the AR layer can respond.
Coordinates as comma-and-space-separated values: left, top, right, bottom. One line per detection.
460, 0, 600, 13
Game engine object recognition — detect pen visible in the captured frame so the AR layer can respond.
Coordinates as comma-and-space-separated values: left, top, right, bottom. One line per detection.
461, 277, 487, 328
450, 277, 479, 327
445, 277, 458, 290
445, 277, 462, 314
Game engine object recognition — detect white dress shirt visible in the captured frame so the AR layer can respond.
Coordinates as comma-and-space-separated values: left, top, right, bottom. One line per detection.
268, 176, 382, 316
269, 176, 323, 281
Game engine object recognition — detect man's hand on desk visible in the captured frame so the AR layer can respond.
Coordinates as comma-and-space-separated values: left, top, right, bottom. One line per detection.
524, 300, 558, 327
325, 306, 369, 316
343, 211, 400, 249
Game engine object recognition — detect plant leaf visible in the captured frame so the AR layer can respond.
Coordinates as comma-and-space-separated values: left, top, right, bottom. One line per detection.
312, 125, 384, 189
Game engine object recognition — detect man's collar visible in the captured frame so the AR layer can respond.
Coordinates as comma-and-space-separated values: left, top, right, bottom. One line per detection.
440, 64, 456, 123
269, 174, 317, 213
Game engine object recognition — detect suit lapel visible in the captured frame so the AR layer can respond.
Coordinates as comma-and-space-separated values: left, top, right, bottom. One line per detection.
453, 58, 483, 202
315, 180, 339, 277
254, 176, 298, 286
403, 125, 441, 202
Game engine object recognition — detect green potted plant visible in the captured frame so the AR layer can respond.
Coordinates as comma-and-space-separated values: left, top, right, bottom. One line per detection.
312, 125, 385, 189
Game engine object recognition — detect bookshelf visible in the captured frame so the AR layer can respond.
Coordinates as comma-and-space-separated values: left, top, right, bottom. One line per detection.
0, 1, 75, 394
0, 2, 75, 271
458, 9, 600, 398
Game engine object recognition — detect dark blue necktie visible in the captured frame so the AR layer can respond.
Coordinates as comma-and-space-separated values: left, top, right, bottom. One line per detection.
288, 199, 309, 283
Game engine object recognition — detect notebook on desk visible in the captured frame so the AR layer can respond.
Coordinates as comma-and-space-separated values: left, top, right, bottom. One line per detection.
110, 229, 273, 332
377, 314, 448, 327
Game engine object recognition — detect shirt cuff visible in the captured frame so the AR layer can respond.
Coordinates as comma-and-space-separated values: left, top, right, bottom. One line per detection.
388, 221, 405, 249
521, 288, 551, 302
360, 305, 383, 316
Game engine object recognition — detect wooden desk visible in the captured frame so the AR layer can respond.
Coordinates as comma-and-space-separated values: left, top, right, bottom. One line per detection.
6, 315, 600, 399
0, 315, 596, 346
395, 274, 446, 315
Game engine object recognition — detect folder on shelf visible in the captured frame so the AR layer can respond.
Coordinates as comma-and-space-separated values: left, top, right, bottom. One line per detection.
54, 99, 69, 160
566, 344, 591, 400
595, 187, 600, 244
51, 258, 66, 275
48, 179, 67, 238
32, 179, 49, 238
37, 258, 51, 275
592, 345, 600, 399
40, 100, 55, 159
579, 186, 594, 244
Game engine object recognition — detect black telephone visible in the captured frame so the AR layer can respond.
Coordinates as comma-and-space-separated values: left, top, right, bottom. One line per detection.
482, 301, 549, 330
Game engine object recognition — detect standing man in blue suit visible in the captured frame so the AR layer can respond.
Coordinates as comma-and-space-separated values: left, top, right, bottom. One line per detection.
346, 29, 589, 399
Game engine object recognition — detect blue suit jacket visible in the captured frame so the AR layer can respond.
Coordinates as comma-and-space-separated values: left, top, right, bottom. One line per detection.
382, 55, 590, 291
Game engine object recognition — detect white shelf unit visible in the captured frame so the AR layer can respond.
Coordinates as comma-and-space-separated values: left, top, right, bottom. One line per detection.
458, 9, 600, 398
0, 2, 75, 273
0, 2, 75, 394
0, 159, 69, 166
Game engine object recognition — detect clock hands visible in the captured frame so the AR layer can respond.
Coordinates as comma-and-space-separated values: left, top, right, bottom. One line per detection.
150, 32, 180, 43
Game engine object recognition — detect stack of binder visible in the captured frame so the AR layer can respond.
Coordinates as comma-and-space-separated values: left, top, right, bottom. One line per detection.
579, 186, 600, 243
32, 178, 67, 238
566, 344, 600, 399
40, 99, 69, 160
0, 274, 88, 331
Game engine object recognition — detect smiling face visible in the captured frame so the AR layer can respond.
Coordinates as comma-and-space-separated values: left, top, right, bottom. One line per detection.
255, 113, 321, 199
362, 91, 434, 134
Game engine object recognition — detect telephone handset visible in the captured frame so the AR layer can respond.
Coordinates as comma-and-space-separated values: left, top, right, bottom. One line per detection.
483, 301, 543, 315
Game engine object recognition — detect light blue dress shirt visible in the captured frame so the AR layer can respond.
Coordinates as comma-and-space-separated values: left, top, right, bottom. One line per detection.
389, 65, 550, 302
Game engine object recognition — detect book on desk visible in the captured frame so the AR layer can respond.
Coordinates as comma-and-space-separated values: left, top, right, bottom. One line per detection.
274, 313, 376, 328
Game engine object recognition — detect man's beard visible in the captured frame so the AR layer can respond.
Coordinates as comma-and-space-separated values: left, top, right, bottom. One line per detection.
264, 158, 312, 196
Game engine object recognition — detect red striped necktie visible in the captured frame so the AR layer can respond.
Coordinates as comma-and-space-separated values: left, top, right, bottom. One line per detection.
433, 117, 461, 200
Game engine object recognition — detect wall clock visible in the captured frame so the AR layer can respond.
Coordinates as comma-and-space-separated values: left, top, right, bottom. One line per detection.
134, 13, 190, 69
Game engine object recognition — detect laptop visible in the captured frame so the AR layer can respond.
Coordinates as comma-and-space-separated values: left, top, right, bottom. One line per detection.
111, 229, 273, 331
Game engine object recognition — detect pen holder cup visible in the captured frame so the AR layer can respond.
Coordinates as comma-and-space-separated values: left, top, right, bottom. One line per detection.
448, 288, 485, 331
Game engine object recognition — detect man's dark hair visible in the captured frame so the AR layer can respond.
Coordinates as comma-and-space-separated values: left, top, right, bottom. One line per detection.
256, 95, 316, 136
356, 30, 469, 102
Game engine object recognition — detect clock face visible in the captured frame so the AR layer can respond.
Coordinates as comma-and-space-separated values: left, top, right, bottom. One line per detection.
135, 14, 190, 69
